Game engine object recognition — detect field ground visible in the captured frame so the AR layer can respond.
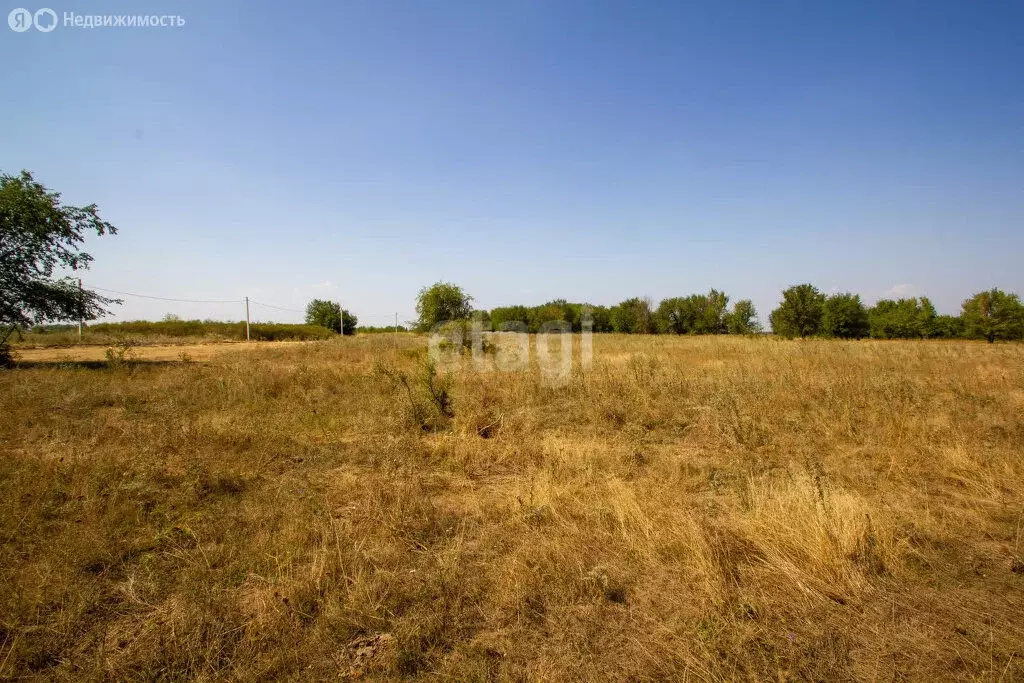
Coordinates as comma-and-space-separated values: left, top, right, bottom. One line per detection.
11, 340, 309, 363
2, 335, 1023, 680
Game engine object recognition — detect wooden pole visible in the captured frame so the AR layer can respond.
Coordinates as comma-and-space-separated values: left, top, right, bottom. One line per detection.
78, 278, 83, 340
245, 297, 251, 341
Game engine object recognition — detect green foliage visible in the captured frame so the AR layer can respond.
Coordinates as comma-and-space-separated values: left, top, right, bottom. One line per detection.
304, 299, 356, 335
727, 299, 761, 335
530, 299, 584, 332
342, 311, 357, 336
374, 356, 454, 431
248, 323, 335, 342
1, 170, 120, 358
769, 284, 825, 338
489, 305, 532, 332
656, 297, 694, 334
28, 323, 77, 334
821, 293, 869, 339
655, 290, 729, 334
358, 325, 408, 333
0, 326, 13, 367
415, 282, 473, 332
699, 289, 730, 334
305, 299, 339, 331
489, 301, 602, 333
611, 297, 656, 334
960, 289, 1024, 342
585, 304, 614, 332
931, 314, 965, 339
87, 320, 332, 341
868, 298, 936, 339
104, 337, 138, 367
471, 309, 491, 328
433, 319, 480, 354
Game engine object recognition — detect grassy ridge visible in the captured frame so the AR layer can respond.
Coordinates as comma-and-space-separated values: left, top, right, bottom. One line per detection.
90, 320, 333, 341
1, 335, 1022, 679
16, 319, 334, 346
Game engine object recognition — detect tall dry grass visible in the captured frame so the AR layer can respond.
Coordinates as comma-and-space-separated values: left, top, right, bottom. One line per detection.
1, 335, 1022, 679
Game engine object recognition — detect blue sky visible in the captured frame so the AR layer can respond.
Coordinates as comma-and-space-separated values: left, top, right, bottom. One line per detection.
3, 1, 1023, 326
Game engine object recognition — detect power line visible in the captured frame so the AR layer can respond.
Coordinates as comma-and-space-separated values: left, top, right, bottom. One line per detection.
85, 284, 412, 321
249, 299, 305, 314
86, 285, 238, 304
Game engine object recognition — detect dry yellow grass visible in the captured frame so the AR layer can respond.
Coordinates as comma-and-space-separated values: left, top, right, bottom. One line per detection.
12, 340, 308, 364
1, 335, 1023, 680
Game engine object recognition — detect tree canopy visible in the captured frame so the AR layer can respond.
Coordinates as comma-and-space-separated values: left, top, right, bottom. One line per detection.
768, 284, 825, 338
304, 299, 357, 335
727, 299, 760, 335
414, 282, 473, 332
821, 293, 870, 339
1, 171, 119, 354
961, 289, 1024, 343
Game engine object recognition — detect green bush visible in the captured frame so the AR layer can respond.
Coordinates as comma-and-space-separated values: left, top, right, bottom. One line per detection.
357, 325, 408, 333
769, 284, 825, 338
87, 320, 332, 341
868, 298, 936, 339
960, 289, 1024, 342
656, 290, 729, 334
247, 323, 333, 341
822, 293, 869, 339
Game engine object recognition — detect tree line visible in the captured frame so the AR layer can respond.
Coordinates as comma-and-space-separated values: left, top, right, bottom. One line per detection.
4, 167, 1021, 369
483, 291, 759, 335
769, 284, 1023, 342
413, 282, 1024, 342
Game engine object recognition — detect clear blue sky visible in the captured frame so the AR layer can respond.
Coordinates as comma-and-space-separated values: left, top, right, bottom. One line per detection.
4, 0, 1023, 326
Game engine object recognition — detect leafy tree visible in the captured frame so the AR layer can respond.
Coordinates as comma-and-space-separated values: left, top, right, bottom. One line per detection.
490, 305, 532, 332
656, 290, 729, 335
304, 299, 356, 335
611, 297, 656, 333
821, 293, 869, 339
341, 310, 357, 335
552, 300, 583, 332
584, 304, 613, 332
868, 298, 935, 339
931, 314, 965, 339
655, 297, 695, 334
960, 289, 1024, 342
769, 284, 825, 338
1, 170, 120, 364
530, 300, 567, 333
695, 289, 729, 334
727, 299, 760, 335
414, 281, 473, 332
917, 297, 938, 338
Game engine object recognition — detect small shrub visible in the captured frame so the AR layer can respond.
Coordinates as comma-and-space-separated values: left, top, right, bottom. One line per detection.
374, 356, 455, 431
104, 337, 137, 367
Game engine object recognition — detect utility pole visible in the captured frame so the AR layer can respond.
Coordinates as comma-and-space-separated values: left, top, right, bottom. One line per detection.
338, 301, 344, 336
394, 312, 398, 348
245, 297, 251, 341
78, 278, 83, 340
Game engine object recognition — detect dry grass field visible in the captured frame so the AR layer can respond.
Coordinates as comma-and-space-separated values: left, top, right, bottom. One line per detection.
2, 335, 1023, 680
12, 341, 309, 364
